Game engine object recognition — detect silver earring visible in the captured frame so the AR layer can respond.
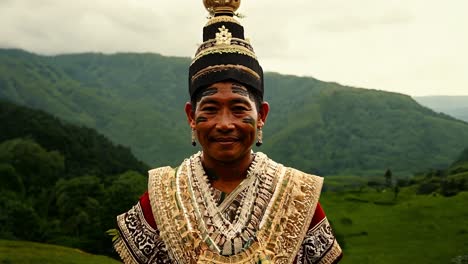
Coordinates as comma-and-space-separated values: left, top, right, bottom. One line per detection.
191, 129, 197, 146
256, 127, 263, 147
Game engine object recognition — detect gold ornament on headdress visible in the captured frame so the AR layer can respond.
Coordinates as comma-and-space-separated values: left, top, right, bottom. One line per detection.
203, 0, 241, 16
215, 26, 232, 45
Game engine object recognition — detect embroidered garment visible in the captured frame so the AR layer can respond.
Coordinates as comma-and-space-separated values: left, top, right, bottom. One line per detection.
114, 152, 342, 263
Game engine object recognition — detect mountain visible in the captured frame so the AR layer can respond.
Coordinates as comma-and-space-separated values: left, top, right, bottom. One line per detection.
2, 48, 468, 175
0, 48, 190, 168
414, 96, 468, 122
264, 79, 468, 175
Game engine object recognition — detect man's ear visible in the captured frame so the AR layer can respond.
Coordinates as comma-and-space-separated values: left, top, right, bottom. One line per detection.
257, 102, 270, 127
185, 102, 196, 128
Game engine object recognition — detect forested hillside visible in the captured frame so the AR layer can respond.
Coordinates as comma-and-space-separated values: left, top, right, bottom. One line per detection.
264, 74, 468, 175
0, 100, 148, 176
0, 48, 191, 168
2, 48, 468, 175
0, 100, 148, 255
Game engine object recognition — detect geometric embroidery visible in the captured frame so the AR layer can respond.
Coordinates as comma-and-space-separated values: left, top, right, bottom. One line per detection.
116, 203, 171, 263
296, 218, 337, 264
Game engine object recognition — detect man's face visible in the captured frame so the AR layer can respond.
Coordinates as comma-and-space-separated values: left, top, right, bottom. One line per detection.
185, 81, 268, 164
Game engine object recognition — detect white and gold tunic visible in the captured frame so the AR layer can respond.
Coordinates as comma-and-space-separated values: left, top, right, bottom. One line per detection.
114, 152, 342, 264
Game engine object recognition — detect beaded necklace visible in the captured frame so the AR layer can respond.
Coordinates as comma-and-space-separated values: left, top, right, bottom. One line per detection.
185, 151, 273, 255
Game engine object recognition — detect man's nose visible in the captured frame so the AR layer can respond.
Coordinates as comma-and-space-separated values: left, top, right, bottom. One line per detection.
215, 110, 235, 131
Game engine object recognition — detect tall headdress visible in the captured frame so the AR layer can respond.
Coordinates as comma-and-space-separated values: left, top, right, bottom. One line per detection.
189, 0, 264, 99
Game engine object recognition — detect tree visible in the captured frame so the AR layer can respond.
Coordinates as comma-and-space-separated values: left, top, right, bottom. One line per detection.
55, 175, 105, 237
0, 191, 42, 240
0, 138, 64, 196
384, 169, 393, 187
0, 163, 24, 195
393, 185, 400, 200
54, 175, 106, 251
103, 170, 147, 228
0, 138, 65, 220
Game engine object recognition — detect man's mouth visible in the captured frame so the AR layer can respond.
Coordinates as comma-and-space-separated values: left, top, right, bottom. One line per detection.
213, 137, 238, 142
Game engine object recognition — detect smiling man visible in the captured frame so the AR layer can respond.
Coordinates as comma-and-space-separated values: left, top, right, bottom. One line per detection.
112, 1, 342, 263
186, 81, 269, 193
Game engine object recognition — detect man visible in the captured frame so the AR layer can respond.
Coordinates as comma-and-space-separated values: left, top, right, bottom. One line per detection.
112, 1, 342, 263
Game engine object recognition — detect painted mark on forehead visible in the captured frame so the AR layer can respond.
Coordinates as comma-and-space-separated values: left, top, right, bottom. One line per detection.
201, 87, 218, 98
242, 116, 256, 127
196, 88, 219, 111
231, 83, 249, 97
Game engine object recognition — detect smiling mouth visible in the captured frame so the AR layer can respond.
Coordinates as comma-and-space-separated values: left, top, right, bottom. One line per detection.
213, 137, 238, 143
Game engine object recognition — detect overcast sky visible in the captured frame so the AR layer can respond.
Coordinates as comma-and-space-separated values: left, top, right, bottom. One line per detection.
1, 0, 467, 96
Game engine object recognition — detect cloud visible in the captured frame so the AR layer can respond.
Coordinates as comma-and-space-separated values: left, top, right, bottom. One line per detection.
314, 10, 413, 32
0, 0, 467, 96
0, 0, 202, 55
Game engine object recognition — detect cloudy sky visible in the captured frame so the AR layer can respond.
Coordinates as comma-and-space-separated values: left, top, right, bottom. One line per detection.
1, 0, 467, 96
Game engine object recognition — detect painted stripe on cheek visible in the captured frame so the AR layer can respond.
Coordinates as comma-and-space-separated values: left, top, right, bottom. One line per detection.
196, 117, 208, 124
242, 116, 256, 126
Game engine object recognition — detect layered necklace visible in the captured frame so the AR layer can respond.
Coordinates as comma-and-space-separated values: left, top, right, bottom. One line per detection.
153, 151, 321, 263
183, 151, 278, 256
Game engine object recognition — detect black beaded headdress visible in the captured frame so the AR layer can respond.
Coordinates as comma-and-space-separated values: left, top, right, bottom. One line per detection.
189, 0, 264, 99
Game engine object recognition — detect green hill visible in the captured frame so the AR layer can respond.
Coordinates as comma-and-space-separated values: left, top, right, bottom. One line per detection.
0, 49, 190, 168
450, 147, 468, 170
264, 76, 468, 175
321, 189, 468, 264
0, 100, 148, 177
0, 101, 148, 255
404, 146, 468, 197
320, 145, 468, 264
0, 240, 120, 264
2, 48, 468, 175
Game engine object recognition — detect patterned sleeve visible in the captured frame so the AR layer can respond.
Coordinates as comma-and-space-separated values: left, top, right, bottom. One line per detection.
113, 192, 172, 264
295, 203, 343, 264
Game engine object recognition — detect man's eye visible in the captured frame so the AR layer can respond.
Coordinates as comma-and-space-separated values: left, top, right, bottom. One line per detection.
233, 106, 248, 112
202, 106, 217, 112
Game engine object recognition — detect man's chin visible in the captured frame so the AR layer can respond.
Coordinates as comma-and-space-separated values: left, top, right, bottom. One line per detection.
204, 149, 246, 163
213, 153, 239, 163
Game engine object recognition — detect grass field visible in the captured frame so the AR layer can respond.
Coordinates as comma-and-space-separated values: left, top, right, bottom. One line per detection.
321, 186, 468, 264
0, 240, 120, 264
